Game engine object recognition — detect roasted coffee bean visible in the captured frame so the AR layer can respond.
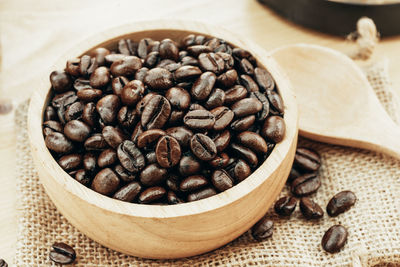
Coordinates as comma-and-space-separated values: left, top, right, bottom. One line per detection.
156, 135, 181, 168
58, 154, 82, 171
137, 129, 166, 148
274, 196, 297, 217
232, 47, 254, 60
179, 50, 189, 60
97, 148, 117, 168
321, 225, 348, 253
117, 106, 137, 130
84, 134, 107, 151
184, 109, 215, 130
114, 164, 136, 182
65, 102, 84, 122
105, 53, 127, 64
144, 51, 160, 68
180, 56, 199, 67
166, 174, 180, 192
204, 37, 220, 50
112, 76, 129, 96
287, 167, 302, 183
44, 106, 57, 121
211, 106, 234, 131
139, 163, 168, 186
217, 51, 234, 70
102, 126, 127, 149
96, 95, 120, 124
91, 168, 120, 196
327, 191, 357, 217
50, 70, 72, 93
165, 87, 191, 110
205, 88, 225, 110
82, 102, 98, 127
51, 91, 78, 109
231, 98, 262, 118
167, 191, 183, 204
131, 123, 144, 144
66, 58, 81, 77
225, 85, 247, 105
159, 38, 179, 61
117, 140, 145, 173
189, 103, 206, 111
139, 187, 166, 204
137, 38, 153, 59
266, 90, 284, 115
136, 92, 157, 116
239, 58, 254, 76
191, 72, 216, 100
190, 133, 217, 161
49, 242, 76, 265
75, 169, 91, 186
121, 80, 145, 106
262, 116, 286, 143
237, 131, 268, 154
179, 155, 202, 176
198, 52, 225, 74
251, 215, 274, 241
226, 158, 251, 182
79, 55, 98, 77
83, 152, 97, 172
250, 91, 269, 121
168, 110, 185, 125
135, 67, 149, 82
217, 69, 237, 88
43, 120, 63, 137
90, 66, 110, 88
180, 175, 209, 192
181, 34, 205, 47
212, 129, 231, 152
149, 40, 160, 53
45, 132, 74, 154
145, 151, 157, 164
211, 169, 233, 192
73, 78, 92, 91
157, 59, 176, 68
77, 89, 102, 102
294, 147, 321, 172
300, 197, 324, 219
165, 126, 193, 149
118, 39, 136, 55
110, 56, 142, 77
141, 95, 171, 129
291, 173, 321, 196
209, 152, 230, 168
143, 67, 173, 90
187, 187, 217, 202
230, 143, 258, 167
187, 45, 212, 57
113, 182, 142, 202
255, 67, 274, 91
91, 47, 110, 66
214, 43, 232, 54
240, 74, 259, 92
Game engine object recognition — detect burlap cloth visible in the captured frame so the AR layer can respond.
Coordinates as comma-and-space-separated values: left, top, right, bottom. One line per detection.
14, 59, 400, 266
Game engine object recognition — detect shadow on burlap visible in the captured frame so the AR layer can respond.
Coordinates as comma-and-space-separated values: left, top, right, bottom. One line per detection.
14, 60, 400, 266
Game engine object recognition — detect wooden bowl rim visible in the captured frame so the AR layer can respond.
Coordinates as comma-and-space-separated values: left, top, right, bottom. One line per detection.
28, 19, 298, 219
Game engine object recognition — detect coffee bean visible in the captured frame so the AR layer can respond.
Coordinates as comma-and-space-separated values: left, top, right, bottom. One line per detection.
294, 147, 321, 172
136, 92, 157, 116
114, 164, 136, 182
187, 45, 212, 57
84, 134, 107, 151
73, 78, 92, 91
113, 182, 142, 202
178, 155, 202, 176
165, 126, 193, 149
102, 126, 127, 149
91, 47, 110, 66
159, 38, 179, 61
180, 175, 209, 192
135, 67, 149, 82
291, 173, 321, 196
226, 158, 251, 182
190, 133, 217, 161
327, 191, 357, 217
105, 53, 127, 64
240, 74, 259, 92
143, 67, 173, 90
121, 80, 145, 106
217, 69, 238, 88
117, 140, 145, 173
97, 148, 117, 168
50, 70, 72, 93
45, 132, 74, 154
166, 174, 181, 192
230, 115, 256, 132
137, 38, 153, 59
251, 215, 274, 241
58, 154, 82, 171
79, 55, 98, 77
91, 168, 120, 196
43, 120, 63, 137
232, 47, 254, 60
118, 39, 136, 55
249, 91, 269, 121
191, 72, 217, 100
145, 151, 157, 164
187, 187, 217, 202
239, 58, 254, 76
112, 76, 129, 96
110, 56, 142, 77
174, 65, 202, 81
82, 102, 98, 127
75, 169, 91, 186
300, 197, 324, 219
205, 88, 225, 110
168, 109, 184, 125
262, 116, 286, 143
230, 143, 258, 167
209, 152, 230, 168
189, 103, 206, 111
198, 52, 225, 74
212, 129, 231, 153
167, 190, 183, 204
231, 98, 262, 118
321, 225, 348, 253
90, 66, 110, 88
77, 89, 103, 102
44, 106, 57, 121
96, 95, 120, 124
138, 187, 166, 204
117, 106, 137, 130
211, 106, 234, 131
64, 120, 91, 142
184, 109, 215, 130
131, 123, 144, 144
141, 95, 171, 129
64, 102, 84, 122
139, 163, 167, 186
49, 242, 76, 265
255, 67, 275, 91
66, 58, 81, 77
237, 131, 268, 154
137, 129, 166, 148
274, 196, 297, 216
165, 87, 191, 110
83, 152, 97, 172
211, 169, 233, 192
266, 90, 284, 115
51, 91, 78, 109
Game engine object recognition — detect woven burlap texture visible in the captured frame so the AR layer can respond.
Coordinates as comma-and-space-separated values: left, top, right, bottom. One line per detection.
14, 59, 400, 266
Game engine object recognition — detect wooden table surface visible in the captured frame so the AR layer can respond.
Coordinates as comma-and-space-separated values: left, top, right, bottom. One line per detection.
1, 0, 400, 264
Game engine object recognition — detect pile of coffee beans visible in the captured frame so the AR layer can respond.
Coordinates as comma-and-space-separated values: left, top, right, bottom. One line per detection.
43, 34, 286, 205
251, 147, 357, 254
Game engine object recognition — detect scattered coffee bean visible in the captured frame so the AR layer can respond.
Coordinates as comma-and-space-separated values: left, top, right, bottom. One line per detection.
294, 147, 321, 172
300, 197, 324, 220
321, 225, 348, 253
274, 196, 297, 217
49, 242, 76, 265
251, 215, 274, 241
291, 173, 321, 196
327, 191, 357, 217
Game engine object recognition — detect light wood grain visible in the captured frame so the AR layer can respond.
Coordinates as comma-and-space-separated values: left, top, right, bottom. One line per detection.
272, 44, 400, 159
1, 0, 400, 263
27, 20, 298, 258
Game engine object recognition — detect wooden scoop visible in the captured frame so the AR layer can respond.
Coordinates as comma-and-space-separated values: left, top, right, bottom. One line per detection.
272, 44, 400, 159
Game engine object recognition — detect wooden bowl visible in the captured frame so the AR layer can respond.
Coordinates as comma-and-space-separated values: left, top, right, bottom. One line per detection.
27, 20, 298, 259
